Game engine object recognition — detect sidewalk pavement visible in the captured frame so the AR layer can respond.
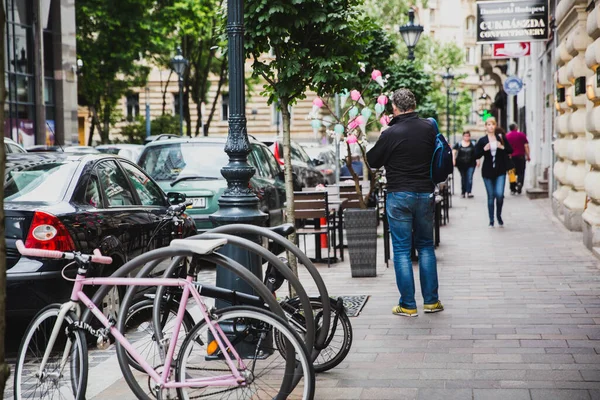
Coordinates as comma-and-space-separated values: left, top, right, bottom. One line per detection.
86, 176, 600, 400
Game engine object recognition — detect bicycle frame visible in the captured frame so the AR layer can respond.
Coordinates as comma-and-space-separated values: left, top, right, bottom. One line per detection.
39, 273, 248, 391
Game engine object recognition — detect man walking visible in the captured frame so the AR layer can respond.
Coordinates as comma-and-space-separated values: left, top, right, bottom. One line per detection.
366, 89, 443, 317
506, 123, 530, 194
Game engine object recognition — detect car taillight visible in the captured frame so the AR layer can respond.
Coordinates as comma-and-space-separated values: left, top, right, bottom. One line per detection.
25, 211, 75, 252
273, 142, 284, 165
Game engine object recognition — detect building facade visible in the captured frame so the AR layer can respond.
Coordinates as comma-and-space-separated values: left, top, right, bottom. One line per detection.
4, 0, 78, 147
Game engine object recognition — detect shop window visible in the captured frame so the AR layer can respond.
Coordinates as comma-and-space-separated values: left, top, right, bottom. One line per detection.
126, 93, 140, 121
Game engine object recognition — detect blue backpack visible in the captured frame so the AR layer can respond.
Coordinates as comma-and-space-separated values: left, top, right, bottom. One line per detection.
427, 117, 453, 184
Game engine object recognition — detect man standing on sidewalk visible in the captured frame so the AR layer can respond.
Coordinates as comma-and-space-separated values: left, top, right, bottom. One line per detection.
366, 88, 443, 317
506, 123, 530, 195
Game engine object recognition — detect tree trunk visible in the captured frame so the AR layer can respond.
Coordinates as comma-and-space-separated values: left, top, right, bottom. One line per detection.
204, 57, 227, 136
280, 99, 298, 292
86, 106, 96, 146
161, 71, 173, 115
102, 101, 110, 144
0, 4, 10, 396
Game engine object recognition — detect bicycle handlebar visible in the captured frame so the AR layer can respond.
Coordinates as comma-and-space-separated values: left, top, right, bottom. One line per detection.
15, 240, 113, 265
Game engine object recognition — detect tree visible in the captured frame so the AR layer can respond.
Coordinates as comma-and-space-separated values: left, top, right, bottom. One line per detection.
0, 3, 8, 396
155, 0, 228, 136
77, 0, 169, 144
245, 0, 391, 276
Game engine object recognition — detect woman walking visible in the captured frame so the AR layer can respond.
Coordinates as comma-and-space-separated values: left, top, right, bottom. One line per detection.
475, 118, 513, 228
453, 131, 479, 198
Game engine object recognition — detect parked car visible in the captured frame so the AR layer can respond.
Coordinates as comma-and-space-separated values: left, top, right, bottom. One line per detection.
5, 138, 27, 154
63, 146, 101, 154
302, 145, 340, 185
26, 145, 64, 152
137, 137, 286, 231
96, 144, 144, 162
264, 138, 327, 188
143, 134, 181, 145
4, 153, 195, 319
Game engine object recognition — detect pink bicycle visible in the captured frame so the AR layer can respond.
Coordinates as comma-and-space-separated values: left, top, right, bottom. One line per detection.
12, 239, 315, 400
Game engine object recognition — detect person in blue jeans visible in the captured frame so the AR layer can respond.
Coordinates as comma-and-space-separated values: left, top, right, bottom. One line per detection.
452, 131, 479, 198
366, 88, 443, 317
474, 118, 513, 228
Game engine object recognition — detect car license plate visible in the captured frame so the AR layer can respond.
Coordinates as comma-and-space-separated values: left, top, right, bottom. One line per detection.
190, 197, 206, 208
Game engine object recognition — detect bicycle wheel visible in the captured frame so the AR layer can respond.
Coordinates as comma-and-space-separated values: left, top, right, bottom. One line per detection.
124, 298, 195, 373
14, 304, 88, 400
176, 306, 315, 400
278, 297, 353, 373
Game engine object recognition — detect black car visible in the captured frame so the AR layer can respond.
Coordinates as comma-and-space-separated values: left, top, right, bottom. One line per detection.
4, 153, 196, 319
266, 139, 327, 188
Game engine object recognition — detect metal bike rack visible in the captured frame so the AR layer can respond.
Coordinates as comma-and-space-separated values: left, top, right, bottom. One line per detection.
207, 224, 333, 351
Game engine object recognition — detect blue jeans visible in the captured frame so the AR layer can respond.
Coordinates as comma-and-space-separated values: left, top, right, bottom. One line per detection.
459, 166, 475, 195
386, 192, 439, 309
482, 174, 506, 225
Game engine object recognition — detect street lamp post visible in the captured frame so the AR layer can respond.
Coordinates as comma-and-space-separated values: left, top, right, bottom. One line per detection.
170, 47, 188, 136
442, 67, 455, 142
210, 0, 267, 302
145, 87, 151, 138
399, 8, 424, 61
449, 89, 459, 145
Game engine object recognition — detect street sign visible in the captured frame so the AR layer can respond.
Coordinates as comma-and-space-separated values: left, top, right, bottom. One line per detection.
492, 42, 531, 58
504, 76, 523, 96
476, 0, 549, 44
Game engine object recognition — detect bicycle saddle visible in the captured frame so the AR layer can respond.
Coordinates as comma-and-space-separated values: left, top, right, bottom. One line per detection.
268, 223, 295, 238
170, 238, 227, 255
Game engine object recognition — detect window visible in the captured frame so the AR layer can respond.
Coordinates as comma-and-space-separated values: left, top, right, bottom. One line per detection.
126, 93, 140, 121
83, 177, 102, 208
465, 16, 476, 38
5, 0, 36, 147
465, 47, 476, 64
250, 144, 271, 178
121, 161, 166, 206
95, 161, 136, 206
221, 93, 229, 121
262, 146, 282, 177
430, 9, 436, 24
4, 161, 77, 203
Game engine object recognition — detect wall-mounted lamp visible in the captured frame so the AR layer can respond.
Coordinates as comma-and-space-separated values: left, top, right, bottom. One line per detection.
587, 84, 596, 102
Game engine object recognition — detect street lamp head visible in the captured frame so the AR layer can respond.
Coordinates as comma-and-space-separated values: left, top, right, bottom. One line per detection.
399, 8, 424, 60
171, 46, 188, 77
449, 90, 459, 102
442, 67, 455, 89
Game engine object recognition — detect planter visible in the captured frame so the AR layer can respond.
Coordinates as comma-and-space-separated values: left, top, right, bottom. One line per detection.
344, 207, 378, 277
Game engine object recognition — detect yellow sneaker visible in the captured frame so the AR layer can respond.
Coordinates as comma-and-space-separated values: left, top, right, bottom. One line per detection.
424, 301, 444, 313
392, 305, 418, 317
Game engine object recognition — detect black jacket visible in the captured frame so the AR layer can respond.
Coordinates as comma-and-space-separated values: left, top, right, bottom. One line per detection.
366, 112, 435, 193
474, 133, 513, 179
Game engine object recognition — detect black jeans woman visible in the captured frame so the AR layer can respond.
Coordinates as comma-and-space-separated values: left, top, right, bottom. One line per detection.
452, 131, 479, 198
475, 118, 513, 228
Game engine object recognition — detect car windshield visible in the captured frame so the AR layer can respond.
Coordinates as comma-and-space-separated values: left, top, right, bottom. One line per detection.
4, 162, 77, 202
139, 142, 229, 181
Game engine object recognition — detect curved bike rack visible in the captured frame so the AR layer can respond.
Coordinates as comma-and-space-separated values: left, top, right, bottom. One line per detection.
206, 224, 332, 351
83, 247, 295, 400
153, 232, 316, 357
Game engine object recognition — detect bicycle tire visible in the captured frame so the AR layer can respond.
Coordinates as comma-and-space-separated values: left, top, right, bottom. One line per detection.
14, 304, 88, 400
124, 298, 195, 373
278, 297, 353, 373
176, 305, 315, 400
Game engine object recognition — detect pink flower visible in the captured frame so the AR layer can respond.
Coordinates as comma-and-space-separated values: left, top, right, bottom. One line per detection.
380, 115, 390, 126
371, 69, 382, 80
312, 97, 324, 107
350, 90, 362, 101
377, 95, 388, 105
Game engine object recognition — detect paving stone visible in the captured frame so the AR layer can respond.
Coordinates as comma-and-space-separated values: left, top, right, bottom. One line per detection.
360, 388, 418, 399
416, 389, 473, 400
530, 389, 591, 400
473, 389, 531, 400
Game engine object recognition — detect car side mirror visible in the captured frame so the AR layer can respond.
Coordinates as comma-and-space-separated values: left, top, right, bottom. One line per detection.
167, 192, 187, 205
312, 158, 324, 166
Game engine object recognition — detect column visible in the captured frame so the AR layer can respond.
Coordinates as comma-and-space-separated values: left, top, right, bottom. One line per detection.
583, 4, 600, 248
